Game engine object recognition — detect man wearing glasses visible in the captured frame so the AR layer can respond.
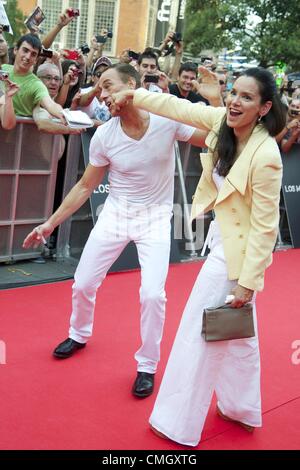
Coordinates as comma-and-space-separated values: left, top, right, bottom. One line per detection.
33, 63, 82, 153
37, 63, 62, 100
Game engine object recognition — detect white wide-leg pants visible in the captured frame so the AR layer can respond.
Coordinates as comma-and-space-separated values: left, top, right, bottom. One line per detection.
149, 221, 262, 446
68, 198, 171, 373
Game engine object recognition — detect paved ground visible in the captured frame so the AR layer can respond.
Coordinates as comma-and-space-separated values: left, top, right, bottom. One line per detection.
0, 258, 77, 290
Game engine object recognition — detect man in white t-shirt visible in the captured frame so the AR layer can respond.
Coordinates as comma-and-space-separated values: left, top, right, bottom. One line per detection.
23, 64, 207, 397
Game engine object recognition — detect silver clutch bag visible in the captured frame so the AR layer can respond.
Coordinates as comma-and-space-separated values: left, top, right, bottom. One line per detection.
202, 304, 255, 341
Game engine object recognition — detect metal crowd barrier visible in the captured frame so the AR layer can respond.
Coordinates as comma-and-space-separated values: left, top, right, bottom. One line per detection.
1, 120, 292, 267
55, 135, 210, 265
0, 118, 61, 263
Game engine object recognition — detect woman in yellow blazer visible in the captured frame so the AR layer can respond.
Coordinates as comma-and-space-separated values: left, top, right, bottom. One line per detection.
113, 67, 286, 446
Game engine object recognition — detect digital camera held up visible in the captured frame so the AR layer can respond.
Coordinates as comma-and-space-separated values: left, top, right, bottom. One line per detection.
80, 44, 90, 55
163, 31, 182, 56
172, 32, 182, 44
144, 74, 159, 84
66, 8, 80, 17
95, 30, 113, 43
0, 70, 9, 81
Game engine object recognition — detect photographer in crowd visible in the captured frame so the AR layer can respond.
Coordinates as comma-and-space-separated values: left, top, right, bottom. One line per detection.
277, 99, 300, 152
86, 29, 111, 71
34, 63, 82, 142
56, 58, 85, 108
137, 48, 170, 93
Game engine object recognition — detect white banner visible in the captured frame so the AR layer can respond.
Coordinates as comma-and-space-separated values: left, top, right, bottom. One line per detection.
0, 1, 13, 35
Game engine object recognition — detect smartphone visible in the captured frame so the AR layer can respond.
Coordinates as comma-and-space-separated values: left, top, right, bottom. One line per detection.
144, 74, 159, 83
128, 50, 140, 61
0, 70, 9, 80
64, 50, 80, 61
39, 48, 53, 58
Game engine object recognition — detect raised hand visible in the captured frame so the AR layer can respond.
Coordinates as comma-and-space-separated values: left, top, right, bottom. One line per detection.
70, 91, 82, 110
5, 80, 20, 98
192, 66, 222, 103
158, 72, 170, 92
58, 11, 75, 28
119, 48, 131, 64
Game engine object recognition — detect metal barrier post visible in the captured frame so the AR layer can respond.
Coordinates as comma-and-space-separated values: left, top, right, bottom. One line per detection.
0, 119, 61, 263
174, 142, 198, 258
56, 134, 82, 259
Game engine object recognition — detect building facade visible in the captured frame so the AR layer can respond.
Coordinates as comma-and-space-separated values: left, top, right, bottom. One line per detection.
16, 0, 160, 57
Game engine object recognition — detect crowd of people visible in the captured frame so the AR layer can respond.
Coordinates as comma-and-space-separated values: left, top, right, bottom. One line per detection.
0, 9, 296, 447
0, 11, 298, 144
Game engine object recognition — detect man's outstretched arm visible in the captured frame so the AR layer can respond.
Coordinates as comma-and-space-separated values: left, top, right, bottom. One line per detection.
23, 163, 108, 248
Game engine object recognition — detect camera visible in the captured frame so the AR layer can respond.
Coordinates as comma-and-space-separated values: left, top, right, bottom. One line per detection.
0, 24, 9, 32
39, 48, 53, 58
66, 8, 80, 17
71, 67, 82, 77
0, 70, 9, 80
144, 74, 159, 84
172, 32, 182, 43
63, 49, 80, 61
128, 50, 140, 61
162, 31, 182, 57
80, 44, 90, 55
96, 30, 113, 43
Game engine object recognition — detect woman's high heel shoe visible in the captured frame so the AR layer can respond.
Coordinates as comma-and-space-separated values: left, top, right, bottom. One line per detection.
217, 406, 255, 433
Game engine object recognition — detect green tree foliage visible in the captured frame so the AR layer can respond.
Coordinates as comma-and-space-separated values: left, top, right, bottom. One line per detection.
184, 0, 300, 69
3, 0, 26, 47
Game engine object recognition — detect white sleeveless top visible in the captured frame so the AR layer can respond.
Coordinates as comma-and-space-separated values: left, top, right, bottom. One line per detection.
200, 167, 225, 256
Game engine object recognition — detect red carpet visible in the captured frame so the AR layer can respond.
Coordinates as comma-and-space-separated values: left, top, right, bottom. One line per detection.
0, 249, 299, 450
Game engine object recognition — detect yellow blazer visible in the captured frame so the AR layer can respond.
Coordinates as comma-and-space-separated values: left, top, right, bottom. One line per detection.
134, 89, 283, 291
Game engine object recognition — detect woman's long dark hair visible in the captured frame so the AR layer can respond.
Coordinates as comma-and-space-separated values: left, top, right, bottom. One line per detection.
214, 67, 287, 176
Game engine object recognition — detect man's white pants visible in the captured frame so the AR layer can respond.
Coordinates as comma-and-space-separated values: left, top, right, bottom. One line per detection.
68, 199, 171, 373
149, 221, 262, 446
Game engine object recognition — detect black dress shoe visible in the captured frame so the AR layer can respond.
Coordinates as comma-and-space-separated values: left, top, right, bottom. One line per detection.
53, 338, 86, 359
132, 372, 155, 398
